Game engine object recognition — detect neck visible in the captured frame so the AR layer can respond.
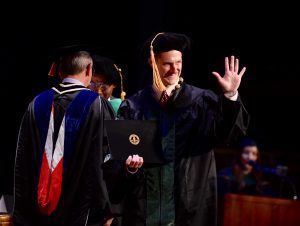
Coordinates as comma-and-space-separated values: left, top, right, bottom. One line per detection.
165, 78, 180, 96
62, 77, 85, 86
152, 77, 183, 103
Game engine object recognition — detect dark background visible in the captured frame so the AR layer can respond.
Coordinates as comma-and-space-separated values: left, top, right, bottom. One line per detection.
1, 2, 299, 199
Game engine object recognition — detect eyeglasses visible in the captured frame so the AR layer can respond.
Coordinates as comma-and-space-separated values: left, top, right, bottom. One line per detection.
89, 81, 110, 90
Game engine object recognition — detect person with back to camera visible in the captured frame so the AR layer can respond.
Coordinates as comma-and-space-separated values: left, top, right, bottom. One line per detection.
117, 32, 250, 226
12, 46, 143, 226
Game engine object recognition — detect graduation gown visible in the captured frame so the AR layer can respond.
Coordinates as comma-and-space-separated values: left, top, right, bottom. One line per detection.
117, 83, 250, 226
13, 83, 115, 226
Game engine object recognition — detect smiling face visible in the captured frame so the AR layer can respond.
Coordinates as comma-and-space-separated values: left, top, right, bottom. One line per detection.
153, 50, 182, 87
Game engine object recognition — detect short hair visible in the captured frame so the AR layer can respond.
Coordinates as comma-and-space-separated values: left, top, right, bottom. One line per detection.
59, 51, 93, 77
49, 44, 94, 77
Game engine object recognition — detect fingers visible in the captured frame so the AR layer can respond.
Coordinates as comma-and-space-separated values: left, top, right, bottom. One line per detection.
213, 55, 246, 85
228, 55, 245, 75
126, 154, 144, 169
211, 71, 222, 82
234, 58, 239, 73
125, 155, 144, 174
239, 66, 246, 78
224, 57, 229, 72
230, 55, 234, 72
103, 218, 114, 226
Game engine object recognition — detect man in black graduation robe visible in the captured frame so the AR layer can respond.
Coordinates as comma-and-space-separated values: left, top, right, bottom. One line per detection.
117, 32, 250, 226
13, 49, 143, 226
13, 85, 114, 225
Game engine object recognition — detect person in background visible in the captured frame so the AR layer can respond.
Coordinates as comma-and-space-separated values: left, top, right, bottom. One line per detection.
217, 137, 273, 197
117, 32, 250, 226
217, 137, 275, 226
88, 55, 126, 115
87, 54, 127, 226
12, 46, 143, 226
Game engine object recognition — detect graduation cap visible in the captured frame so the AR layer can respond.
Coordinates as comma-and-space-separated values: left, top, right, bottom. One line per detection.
141, 32, 191, 58
239, 137, 258, 149
91, 55, 126, 100
141, 32, 191, 94
91, 54, 126, 100
48, 44, 98, 77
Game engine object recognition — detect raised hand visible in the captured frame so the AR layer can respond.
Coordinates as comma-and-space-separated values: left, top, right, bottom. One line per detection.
212, 55, 246, 94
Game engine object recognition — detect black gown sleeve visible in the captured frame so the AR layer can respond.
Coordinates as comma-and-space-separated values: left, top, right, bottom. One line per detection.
216, 94, 250, 145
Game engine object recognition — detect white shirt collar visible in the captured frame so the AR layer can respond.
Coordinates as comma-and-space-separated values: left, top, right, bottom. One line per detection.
62, 78, 84, 86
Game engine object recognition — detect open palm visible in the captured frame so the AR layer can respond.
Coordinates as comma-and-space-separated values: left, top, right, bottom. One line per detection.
212, 55, 246, 93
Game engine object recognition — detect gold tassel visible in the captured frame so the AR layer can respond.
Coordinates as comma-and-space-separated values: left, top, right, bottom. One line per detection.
150, 32, 166, 95
113, 64, 126, 101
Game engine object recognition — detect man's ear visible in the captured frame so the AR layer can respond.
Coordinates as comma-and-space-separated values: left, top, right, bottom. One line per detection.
86, 63, 93, 76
